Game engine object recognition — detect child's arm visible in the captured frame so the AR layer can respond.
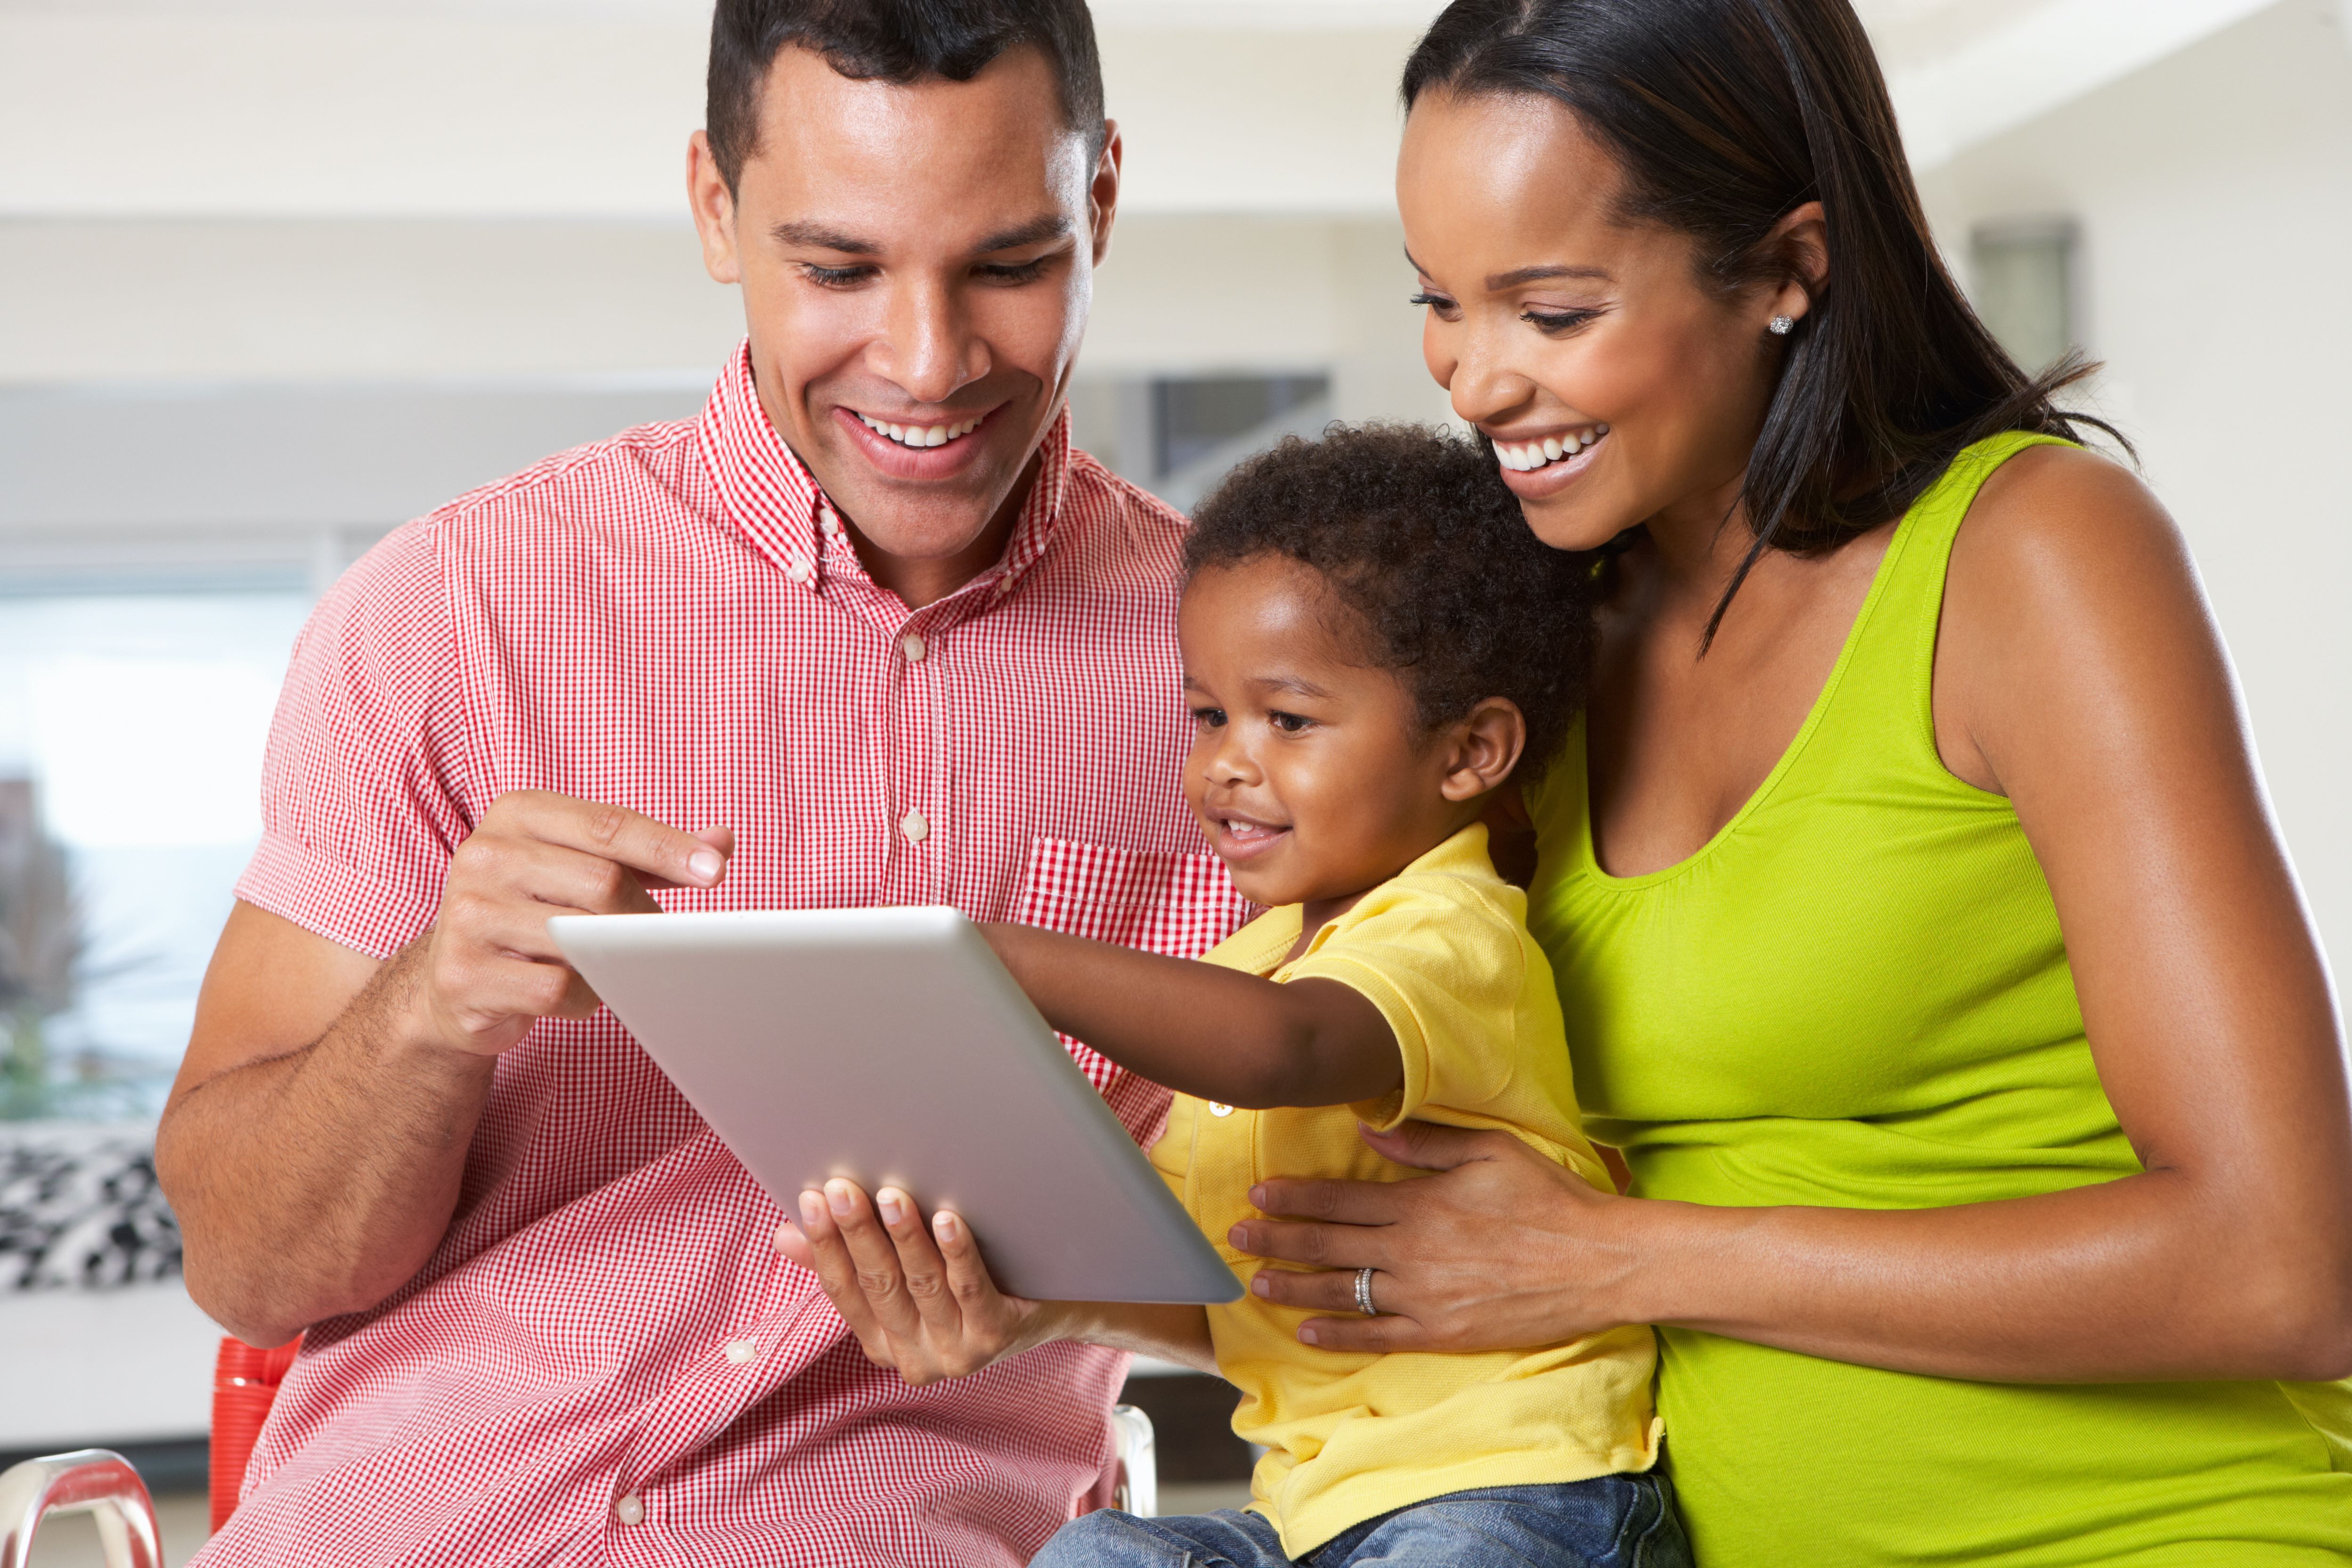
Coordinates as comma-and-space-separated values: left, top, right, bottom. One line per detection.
980, 923, 1400, 1109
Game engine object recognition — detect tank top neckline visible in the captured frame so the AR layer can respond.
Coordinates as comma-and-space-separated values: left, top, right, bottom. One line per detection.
1573, 432, 2058, 892
1575, 523, 1906, 892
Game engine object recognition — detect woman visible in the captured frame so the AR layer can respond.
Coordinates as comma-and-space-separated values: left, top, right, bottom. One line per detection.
787, 0, 2351, 1561
1223, 1, 2352, 1562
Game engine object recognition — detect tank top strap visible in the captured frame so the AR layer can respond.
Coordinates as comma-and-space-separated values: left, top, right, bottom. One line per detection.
1814, 431, 2078, 780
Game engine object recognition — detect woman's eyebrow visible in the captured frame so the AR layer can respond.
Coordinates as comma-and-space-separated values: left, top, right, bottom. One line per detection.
1399, 246, 1615, 292
1487, 262, 1615, 289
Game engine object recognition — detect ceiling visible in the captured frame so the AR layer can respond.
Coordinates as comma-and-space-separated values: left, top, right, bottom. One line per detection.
0, 0, 2290, 220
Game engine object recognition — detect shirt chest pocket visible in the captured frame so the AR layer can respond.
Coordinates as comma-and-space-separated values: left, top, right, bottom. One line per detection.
1009, 837, 1251, 1090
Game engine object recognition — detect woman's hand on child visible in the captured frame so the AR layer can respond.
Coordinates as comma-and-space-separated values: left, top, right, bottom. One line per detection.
1233, 1120, 1646, 1354
777, 1178, 1061, 1387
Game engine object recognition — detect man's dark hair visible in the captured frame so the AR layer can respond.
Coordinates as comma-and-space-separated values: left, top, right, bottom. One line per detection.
1185, 423, 1599, 781
707, 0, 1107, 193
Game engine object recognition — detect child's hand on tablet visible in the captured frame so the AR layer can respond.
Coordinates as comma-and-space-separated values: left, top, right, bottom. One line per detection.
777, 1177, 1058, 1387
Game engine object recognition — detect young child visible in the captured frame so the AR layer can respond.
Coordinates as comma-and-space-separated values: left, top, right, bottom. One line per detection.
810, 425, 1683, 1567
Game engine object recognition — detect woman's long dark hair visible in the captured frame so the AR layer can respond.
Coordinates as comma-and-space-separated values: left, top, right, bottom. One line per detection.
1403, 0, 2125, 642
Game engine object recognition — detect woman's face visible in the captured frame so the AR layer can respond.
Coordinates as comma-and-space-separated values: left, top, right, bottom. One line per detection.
1396, 89, 1794, 551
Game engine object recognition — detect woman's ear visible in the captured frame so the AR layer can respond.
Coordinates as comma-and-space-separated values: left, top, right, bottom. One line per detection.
1439, 698, 1527, 803
1763, 199, 1828, 329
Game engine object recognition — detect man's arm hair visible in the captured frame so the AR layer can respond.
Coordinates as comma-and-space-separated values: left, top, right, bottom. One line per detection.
158, 906, 496, 1347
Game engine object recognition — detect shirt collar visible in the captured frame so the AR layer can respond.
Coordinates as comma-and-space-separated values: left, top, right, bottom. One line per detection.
696, 339, 1074, 606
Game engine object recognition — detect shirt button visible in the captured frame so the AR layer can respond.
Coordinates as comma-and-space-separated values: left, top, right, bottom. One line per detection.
613, 1494, 645, 1525
820, 512, 841, 537
901, 810, 929, 844
1209, 1102, 1235, 1118
900, 631, 927, 662
786, 560, 814, 586
725, 1338, 758, 1364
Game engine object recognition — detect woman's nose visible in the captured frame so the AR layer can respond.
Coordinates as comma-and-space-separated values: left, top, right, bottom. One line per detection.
1440, 319, 1537, 430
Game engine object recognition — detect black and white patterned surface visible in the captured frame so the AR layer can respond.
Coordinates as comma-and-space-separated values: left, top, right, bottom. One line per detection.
0, 1124, 182, 1291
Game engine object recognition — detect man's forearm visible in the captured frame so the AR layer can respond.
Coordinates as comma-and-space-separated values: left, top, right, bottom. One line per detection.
159, 946, 496, 1347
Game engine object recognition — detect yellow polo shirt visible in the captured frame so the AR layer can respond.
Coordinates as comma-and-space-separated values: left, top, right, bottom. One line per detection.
1149, 824, 1662, 1555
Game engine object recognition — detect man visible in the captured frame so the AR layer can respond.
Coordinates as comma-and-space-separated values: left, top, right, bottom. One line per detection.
158, 3, 1245, 1562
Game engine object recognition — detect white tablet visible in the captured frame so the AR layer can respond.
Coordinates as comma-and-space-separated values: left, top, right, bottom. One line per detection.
547, 906, 1241, 1305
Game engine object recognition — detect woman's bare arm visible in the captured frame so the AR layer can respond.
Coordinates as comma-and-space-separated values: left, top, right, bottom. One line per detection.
980, 924, 1398, 1108
1237, 450, 2352, 1384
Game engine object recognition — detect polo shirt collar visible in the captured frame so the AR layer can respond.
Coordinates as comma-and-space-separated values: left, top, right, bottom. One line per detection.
697, 340, 1073, 604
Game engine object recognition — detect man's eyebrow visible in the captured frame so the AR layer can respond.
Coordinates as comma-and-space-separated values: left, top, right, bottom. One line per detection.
770, 221, 876, 254
976, 214, 1072, 254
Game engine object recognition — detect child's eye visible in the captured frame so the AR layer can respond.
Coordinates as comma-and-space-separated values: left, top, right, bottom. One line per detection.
1191, 706, 1227, 729
1268, 711, 1314, 734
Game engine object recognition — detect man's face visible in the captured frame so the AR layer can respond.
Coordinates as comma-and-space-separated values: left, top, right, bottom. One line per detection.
689, 45, 1118, 574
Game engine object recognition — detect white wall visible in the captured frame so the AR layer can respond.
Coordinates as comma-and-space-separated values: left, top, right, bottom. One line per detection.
1920, 0, 2352, 979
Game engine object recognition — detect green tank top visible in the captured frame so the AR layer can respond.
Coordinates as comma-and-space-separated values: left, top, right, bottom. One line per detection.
1523, 433, 2352, 1566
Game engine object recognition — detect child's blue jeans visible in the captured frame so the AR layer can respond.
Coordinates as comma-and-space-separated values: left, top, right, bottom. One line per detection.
1032, 1472, 1690, 1568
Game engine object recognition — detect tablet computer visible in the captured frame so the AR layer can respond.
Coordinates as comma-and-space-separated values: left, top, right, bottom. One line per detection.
548, 906, 1241, 1305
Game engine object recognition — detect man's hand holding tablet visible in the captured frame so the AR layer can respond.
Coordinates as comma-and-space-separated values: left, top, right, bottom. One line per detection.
777, 1180, 1217, 1386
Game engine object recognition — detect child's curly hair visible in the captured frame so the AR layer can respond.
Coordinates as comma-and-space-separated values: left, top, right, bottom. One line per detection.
1184, 422, 1600, 780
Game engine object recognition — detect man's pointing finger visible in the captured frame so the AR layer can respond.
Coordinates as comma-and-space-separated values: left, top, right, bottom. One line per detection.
495, 792, 730, 888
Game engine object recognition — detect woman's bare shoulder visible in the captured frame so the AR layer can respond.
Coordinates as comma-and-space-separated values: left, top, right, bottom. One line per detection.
1935, 440, 2229, 794
1944, 441, 2211, 653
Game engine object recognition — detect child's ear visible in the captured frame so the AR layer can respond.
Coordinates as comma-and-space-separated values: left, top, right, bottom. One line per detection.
1438, 699, 1526, 803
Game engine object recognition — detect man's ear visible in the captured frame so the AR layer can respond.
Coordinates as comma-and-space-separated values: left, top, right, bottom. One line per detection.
687, 130, 743, 286
1088, 121, 1123, 268
1438, 698, 1526, 803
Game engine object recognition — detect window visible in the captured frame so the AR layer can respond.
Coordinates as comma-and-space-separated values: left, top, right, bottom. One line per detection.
0, 590, 312, 1122
1970, 219, 2079, 373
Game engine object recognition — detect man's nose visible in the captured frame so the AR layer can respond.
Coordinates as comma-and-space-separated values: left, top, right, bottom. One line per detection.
873, 280, 989, 408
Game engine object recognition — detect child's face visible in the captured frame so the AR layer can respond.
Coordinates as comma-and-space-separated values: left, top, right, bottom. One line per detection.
1179, 555, 1509, 912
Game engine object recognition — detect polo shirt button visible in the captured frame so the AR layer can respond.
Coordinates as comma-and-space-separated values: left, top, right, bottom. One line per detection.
1209, 1103, 1234, 1118
900, 631, 927, 662
614, 1494, 645, 1525
901, 810, 929, 844
725, 1338, 758, 1364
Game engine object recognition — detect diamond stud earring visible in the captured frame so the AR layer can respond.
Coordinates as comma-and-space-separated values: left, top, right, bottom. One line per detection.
1768, 315, 1796, 336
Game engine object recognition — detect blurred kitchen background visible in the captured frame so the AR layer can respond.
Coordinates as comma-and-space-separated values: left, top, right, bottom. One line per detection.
2, 0, 2349, 1559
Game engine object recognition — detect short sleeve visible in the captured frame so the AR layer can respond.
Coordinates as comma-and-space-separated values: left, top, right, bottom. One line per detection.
1282, 885, 1526, 1131
233, 522, 474, 959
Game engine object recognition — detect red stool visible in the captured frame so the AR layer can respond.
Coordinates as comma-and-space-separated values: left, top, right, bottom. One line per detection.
208, 1336, 300, 1533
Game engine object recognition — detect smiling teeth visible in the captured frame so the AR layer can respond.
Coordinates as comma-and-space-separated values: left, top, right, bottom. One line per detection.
857, 412, 983, 448
1495, 424, 1608, 473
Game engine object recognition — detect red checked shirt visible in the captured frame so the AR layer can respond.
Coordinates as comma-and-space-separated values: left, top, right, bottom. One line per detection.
202, 343, 1249, 1568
